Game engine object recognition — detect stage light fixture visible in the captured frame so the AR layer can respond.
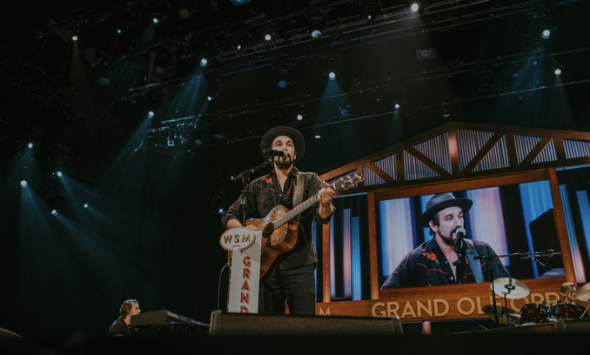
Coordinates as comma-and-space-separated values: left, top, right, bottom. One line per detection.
148, 111, 155, 118
311, 30, 323, 39
117, 29, 122, 34
395, 103, 400, 109
208, 79, 222, 101
84, 203, 89, 208
168, 137, 175, 146
274, 62, 291, 89
555, 68, 562, 75
51, 209, 58, 216
28, 143, 33, 148
200, 58, 208, 66
153, 18, 159, 24
329, 72, 336, 80
72, 35, 78, 42
308, 11, 325, 39
411, 3, 419, 12
218, 208, 225, 214
265, 34, 272, 41
232, 30, 250, 51
57, 171, 63, 177
21, 180, 28, 188
178, 6, 193, 19
542, 29, 551, 39
315, 134, 321, 139
297, 114, 303, 121
361, 0, 378, 21
230, 0, 251, 6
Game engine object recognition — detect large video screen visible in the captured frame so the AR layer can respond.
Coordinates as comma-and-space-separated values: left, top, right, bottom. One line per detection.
378, 180, 566, 289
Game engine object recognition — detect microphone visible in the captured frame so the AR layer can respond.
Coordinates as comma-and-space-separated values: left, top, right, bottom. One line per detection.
455, 227, 466, 240
263, 149, 288, 158
453, 227, 467, 268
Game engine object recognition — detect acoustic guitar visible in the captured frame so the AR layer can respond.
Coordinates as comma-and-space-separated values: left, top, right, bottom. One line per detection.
229, 173, 365, 278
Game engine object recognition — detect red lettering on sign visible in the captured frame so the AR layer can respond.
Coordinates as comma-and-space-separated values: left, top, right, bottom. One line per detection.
242, 279, 250, 291
244, 256, 251, 266
241, 292, 249, 303
243, 268, 250, 279
241, 306, 249, 313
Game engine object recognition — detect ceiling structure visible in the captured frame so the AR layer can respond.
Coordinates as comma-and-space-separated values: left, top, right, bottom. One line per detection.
1, 0, 590, 182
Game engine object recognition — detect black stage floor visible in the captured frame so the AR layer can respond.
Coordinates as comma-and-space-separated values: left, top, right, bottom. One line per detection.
2, 332, 589, 355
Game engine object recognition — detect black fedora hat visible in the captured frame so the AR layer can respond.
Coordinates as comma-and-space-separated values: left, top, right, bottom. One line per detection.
417, 193, 473, 227
260, 126, 306, 163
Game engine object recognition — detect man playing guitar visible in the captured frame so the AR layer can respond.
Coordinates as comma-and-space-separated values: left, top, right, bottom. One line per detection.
222, 126, 335, 315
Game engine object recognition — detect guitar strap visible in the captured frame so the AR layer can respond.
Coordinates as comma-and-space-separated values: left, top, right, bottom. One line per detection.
292, 174, 306, 222
465, 239, 485, 283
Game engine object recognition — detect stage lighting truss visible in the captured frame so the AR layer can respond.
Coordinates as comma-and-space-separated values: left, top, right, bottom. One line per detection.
211, 1, 568, 63
148, 115, 199, 149
0, 45, 121, 138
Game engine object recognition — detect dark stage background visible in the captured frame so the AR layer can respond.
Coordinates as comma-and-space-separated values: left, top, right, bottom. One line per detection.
1, 0, 590, 339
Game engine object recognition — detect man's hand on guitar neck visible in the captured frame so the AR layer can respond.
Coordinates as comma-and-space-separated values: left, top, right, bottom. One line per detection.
226, 218, 260, 231
317, 181, 335, 220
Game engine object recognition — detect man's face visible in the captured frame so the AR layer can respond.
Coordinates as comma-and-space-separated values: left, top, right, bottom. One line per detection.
271, 135, 297, 169
562, 288, 577, 303
130, 303, 141, 316
429, 206, 464, 246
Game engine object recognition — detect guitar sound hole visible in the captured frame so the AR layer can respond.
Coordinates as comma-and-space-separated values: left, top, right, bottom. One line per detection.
263, 223, 275, 239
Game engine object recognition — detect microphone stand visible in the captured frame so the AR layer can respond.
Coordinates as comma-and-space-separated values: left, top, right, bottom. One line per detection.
474, 250, 563, 328
474, 254, 501, 328
228, 159, 272, 225
453, 238, 466, 285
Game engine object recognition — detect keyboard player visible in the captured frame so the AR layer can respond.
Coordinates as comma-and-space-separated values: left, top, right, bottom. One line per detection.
108, 299, 141, 337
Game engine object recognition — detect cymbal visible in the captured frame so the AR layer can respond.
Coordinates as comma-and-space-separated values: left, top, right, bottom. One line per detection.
576, 282, 590, 302
491, 278, 530, 299
482, 305, 521, 325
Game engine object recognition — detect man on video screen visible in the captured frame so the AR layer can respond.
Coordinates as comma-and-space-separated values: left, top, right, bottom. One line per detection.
381, 193, 510, 289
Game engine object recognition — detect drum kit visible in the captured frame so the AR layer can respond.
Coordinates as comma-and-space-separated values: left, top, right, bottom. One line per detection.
482, 278, 590, 327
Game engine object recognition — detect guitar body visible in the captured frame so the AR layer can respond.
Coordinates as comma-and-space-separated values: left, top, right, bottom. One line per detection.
228, 205, 300, 278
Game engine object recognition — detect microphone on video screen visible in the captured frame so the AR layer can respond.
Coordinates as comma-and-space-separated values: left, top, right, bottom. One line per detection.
453, 228, 467, 263
455, 227, 466, 240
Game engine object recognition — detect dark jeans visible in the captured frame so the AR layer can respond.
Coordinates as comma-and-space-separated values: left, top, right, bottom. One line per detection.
258, 263, 316, 315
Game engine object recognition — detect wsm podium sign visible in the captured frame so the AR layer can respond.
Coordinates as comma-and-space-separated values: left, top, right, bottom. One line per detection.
219, 227, 261, 313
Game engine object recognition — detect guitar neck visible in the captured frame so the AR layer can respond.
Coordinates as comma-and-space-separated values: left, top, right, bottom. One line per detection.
274, 193, 320, 228
271, 174, 363, 228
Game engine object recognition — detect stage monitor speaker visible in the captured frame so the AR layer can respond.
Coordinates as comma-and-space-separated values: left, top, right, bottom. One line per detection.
209, 310, 402, 336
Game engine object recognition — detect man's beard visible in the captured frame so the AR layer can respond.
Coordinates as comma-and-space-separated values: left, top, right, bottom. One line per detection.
275, 155, 293, 169
438, 229, 455, 246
